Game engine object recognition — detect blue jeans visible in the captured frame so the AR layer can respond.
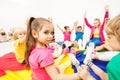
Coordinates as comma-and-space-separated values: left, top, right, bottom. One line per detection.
86, 38, 101, 47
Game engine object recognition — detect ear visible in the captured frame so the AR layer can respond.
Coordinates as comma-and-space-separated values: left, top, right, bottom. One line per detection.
32, 30, 38, 38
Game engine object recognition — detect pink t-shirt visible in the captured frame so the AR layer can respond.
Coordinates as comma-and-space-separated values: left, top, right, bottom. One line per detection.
29, 46, 54, 80
63, 31, 71, 41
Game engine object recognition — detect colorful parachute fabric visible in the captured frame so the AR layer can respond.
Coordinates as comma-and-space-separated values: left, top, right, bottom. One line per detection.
0, 51, 108, 80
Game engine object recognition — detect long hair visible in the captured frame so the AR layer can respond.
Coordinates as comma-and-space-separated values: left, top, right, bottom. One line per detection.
105, 14, 120, 42
25, 17, 52, 69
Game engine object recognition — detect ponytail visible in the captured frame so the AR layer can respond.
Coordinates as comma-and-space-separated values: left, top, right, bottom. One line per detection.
25, 17, 53, 69
25, 17, 36, 69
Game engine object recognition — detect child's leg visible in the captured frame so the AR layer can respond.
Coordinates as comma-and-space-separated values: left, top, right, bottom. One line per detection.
78, 39, 82, 50
96, 51, 119, 61
69, 53, 80, 69
91, 38, 101, 47
83, 46, 94, 65
87, 61, 108, 80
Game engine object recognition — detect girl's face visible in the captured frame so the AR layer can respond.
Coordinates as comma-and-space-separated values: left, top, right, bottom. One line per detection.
93, 20, 100, 28
107, 34, 120, 51
36, 23, 54, 47
17, 31, 26, 39
66, 27, 70, 32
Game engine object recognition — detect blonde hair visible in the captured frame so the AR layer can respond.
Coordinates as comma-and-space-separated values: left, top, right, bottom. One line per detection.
105, 14, 120, 42
94, 18, 101, 26
13, 27, 26, 40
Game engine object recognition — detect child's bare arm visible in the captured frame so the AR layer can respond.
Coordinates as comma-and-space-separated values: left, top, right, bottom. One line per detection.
45, 64, 81, 80
73, 21, 78, 31
56, 24, 64, 32
82, 22, 85, 32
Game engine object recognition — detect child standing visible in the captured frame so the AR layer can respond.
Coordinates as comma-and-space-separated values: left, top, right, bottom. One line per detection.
25, 17, 82, 80
56, 24, 74, 42
84, 5, 109, 47
13, 27, 26, 64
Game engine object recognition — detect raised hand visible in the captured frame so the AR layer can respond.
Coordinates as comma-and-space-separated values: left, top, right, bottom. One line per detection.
48, 17, 53, 22
74, 21, 78, 26
84, 10, 87, 18
104, 5, 109, 11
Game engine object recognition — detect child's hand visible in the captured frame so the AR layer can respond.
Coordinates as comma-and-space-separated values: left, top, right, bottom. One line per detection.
104, 5, 109, 11
74, 21, 78, 26
84, 11, 87, 18
48, 17, 52, 22
78, 65, 95, 80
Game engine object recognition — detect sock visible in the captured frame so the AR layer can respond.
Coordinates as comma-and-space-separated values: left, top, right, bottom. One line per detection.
86, 61, 93, 68
83, 46, 93, 65
78, 39, 82, 50
69, 53, 80, 69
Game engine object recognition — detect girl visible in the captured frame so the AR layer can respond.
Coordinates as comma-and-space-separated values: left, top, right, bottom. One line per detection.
78, 14, 120, 80
56, 24, 74, 42
84, 5, 109, 47
25, 17, 82, 80
13, 27, 26, 64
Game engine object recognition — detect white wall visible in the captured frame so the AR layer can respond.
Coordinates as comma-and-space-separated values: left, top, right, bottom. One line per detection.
0, 0, 120, 41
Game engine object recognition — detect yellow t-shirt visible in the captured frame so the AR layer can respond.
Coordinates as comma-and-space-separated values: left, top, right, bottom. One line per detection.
14, 39, 26, 63
93, 28, 100, 38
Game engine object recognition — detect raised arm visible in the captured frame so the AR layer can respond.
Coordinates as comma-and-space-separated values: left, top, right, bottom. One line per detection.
104, 5, 109, 19
56, 24, 64, 32
82, 22, 85, 32
74, 21, 78, 31
84, 11, 93, 28
71, 25, 75, 32
100, 5, 109, 29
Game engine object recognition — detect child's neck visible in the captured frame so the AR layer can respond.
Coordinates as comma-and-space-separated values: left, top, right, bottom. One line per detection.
36, 43, 47, 48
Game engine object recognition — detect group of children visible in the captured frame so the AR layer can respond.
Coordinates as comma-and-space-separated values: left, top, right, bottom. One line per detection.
24, 14, 120, 80
3, 5, 120, 80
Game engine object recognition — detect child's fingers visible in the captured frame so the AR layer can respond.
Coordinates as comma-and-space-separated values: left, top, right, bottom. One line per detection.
81, 65, 89, 70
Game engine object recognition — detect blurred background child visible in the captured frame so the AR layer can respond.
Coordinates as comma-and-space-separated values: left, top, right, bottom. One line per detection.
56, 24, 74, 42
0, 27, 7, 43
84, 5, 109, 48
13, 26, 26, 64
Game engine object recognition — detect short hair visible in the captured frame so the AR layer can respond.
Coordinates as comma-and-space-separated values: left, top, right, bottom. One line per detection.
64, 26, 69, 30
105, 14, 120, 42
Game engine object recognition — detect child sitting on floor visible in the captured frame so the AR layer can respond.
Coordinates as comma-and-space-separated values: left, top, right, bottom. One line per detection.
13, 27, 26, 64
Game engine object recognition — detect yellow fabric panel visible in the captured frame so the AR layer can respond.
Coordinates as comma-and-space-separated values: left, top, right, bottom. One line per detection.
0, 69, 31, 80
57, 54, 74, 74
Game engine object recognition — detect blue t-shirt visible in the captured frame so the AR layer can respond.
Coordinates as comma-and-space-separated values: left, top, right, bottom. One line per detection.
75, 32, 83, 41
